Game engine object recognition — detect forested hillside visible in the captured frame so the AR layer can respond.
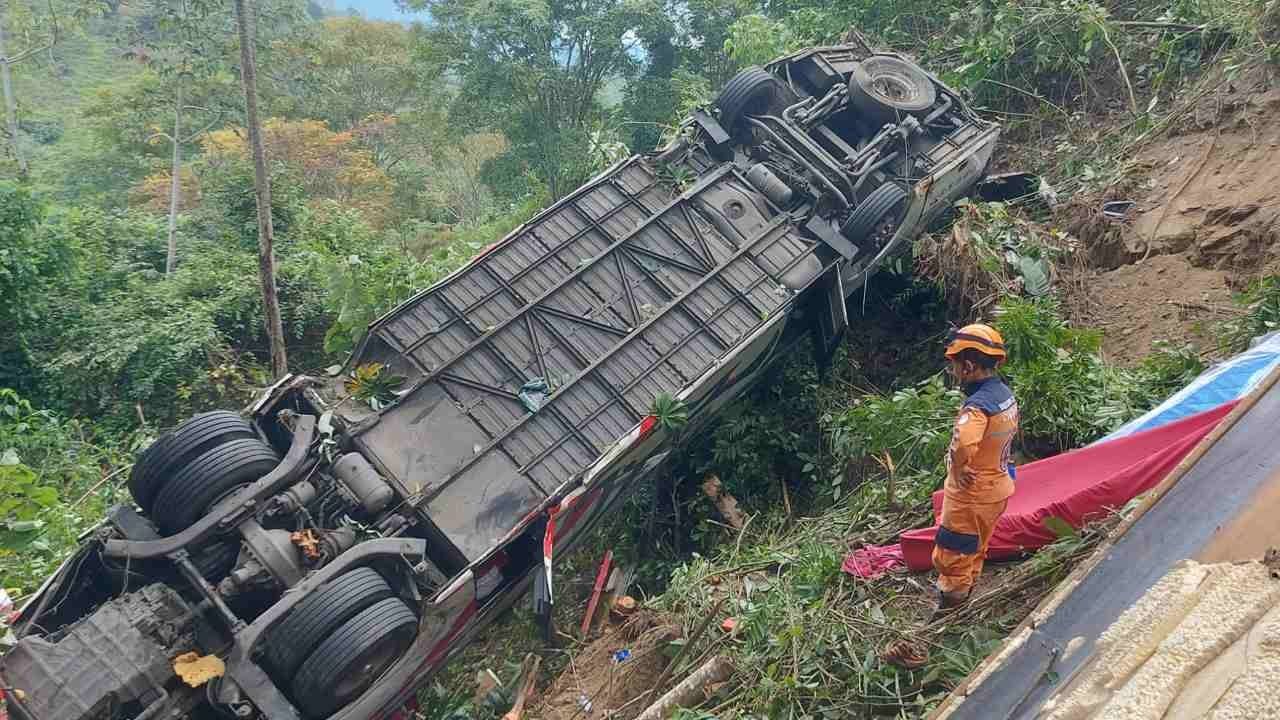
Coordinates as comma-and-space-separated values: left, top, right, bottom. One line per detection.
3, 0, 1280, 717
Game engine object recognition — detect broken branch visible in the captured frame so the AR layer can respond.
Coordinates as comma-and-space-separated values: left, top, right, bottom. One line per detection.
701, 474, 745, 530
977, 79, 1070, 118
1113, 20, 1208, 31
1098, 21, 1138, 116
651, 597, 725, 695
635, 656, 734, 720
501, 653, 541, 720
3, 0, 61, 64
70, 464, 133, 509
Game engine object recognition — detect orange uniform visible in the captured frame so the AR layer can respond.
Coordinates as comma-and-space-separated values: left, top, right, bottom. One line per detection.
933, 376, 1019, 597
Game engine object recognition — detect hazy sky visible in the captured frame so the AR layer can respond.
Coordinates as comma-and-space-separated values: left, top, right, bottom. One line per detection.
339, 0, 430, 22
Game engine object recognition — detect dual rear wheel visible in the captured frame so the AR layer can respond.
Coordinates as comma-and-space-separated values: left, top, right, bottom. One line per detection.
130, 413, 419, 718
262, 566, 416, 717
130, 411, 277, 580
714, 59, 922, 252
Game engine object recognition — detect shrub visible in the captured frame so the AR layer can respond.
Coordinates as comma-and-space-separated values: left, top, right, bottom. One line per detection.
23, 205, 297, 425
318, 194, 547, 356
1219, 275, 1280, 354
826, 374, 961, 500
993, 296, 1109, 452
915, 202, 1080, 319
1096, 341, 1205, 430
200, 119, 396, 227
700, 353, 823, 506
0, 389, 139, 593
723, 14, 800, 66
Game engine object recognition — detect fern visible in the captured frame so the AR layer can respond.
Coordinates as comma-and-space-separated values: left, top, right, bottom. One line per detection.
651, 392, 689, 433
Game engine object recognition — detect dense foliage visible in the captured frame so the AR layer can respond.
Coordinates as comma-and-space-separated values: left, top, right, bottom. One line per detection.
2, 0, 1278, 715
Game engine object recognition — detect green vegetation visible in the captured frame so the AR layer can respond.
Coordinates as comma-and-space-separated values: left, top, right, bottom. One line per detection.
621, 254, 1211, 718
0, 388, 139, 593
2, 0, 1278, 715
1220, 275, 1280, 353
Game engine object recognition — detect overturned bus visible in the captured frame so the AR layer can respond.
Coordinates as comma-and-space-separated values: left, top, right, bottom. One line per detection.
1, 45, 1000, 720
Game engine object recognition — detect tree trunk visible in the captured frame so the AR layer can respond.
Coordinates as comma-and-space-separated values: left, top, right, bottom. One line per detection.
0, 14, 28, 179
635, 656, 734, 720
165, 84, 182, 277
233, 0, 288, 378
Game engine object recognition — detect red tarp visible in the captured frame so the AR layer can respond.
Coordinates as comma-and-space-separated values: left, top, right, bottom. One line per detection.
841, 543, 904, 578
893, 400, 1237, 572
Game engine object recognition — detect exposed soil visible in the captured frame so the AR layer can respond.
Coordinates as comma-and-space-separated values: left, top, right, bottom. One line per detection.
530, 610, 681, 720
1053, 66, 1280, 363
1067, 69, 1280, 284
1082, 254, 1237, 365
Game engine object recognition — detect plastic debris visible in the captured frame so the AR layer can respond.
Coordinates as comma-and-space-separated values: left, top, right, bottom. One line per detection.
1102, 200, 1136, 220
613, 649, 631, 664
518, 378, 549, 413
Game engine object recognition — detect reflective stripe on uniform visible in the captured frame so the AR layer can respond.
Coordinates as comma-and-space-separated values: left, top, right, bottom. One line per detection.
936, 525, 980, 554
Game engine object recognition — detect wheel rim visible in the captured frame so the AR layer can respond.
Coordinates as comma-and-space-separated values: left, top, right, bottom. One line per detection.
329, 628, 410, 701
871, 199, 908, 248
870, 73, 917, 104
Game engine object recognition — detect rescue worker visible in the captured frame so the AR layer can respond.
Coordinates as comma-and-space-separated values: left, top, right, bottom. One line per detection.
932, 323, 1019, 614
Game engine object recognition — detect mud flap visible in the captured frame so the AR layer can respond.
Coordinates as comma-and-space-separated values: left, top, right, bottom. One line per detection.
809, 267, 848, 376
533, 511, 556, 643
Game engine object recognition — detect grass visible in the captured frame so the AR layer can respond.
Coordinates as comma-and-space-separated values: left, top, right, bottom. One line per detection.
1220, 275, 1280, 354
645, 482, 1119, 719
417, 515, 644, 718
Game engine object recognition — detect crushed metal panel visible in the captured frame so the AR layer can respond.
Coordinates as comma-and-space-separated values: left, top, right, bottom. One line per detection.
425, 451, 545, 562
358, 383, 493, 496
1, 585, 191, 720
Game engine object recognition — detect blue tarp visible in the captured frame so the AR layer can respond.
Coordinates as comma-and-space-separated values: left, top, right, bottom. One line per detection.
1101, 331, 1280, 441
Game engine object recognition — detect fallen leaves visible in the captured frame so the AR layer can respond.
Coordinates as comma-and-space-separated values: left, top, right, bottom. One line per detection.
172, 652, 226, 687
880, 639, 930, 669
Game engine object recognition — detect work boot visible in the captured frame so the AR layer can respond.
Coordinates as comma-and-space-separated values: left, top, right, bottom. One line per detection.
928, 588, 970, 623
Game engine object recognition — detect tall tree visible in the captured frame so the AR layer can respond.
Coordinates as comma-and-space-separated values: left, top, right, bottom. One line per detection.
233, 0, 287, 377
262, 17, 431, 131
0, 0, 61, 178
258, 14, 450, 191
673, 0, 756, 88
414, 0, 666, 199
126, 0, 238, 275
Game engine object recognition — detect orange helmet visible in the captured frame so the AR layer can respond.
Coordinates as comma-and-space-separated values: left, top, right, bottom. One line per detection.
945, 323, 1007, 361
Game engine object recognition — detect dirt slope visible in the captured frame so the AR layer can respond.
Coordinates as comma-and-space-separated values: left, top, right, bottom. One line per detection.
1079, 77, 1280, 279
1063, 69, 1280, 362
1085, 255, 1235, 365
529, 611, 681, 720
